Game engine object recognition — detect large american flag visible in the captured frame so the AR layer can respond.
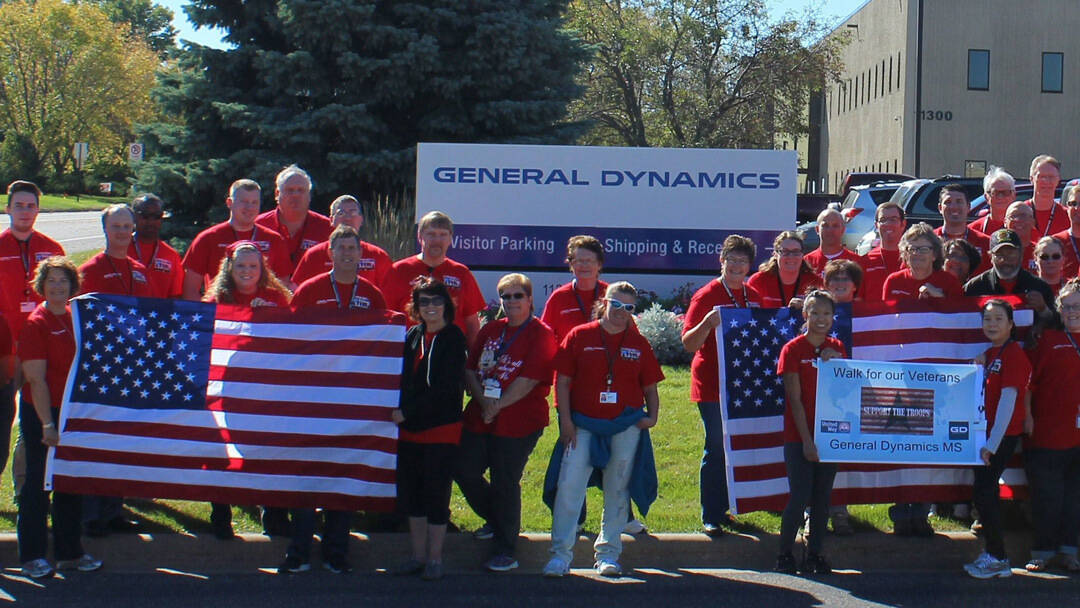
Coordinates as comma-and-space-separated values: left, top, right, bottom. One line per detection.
718, 299, 1032, 514
46, 294, 405, 511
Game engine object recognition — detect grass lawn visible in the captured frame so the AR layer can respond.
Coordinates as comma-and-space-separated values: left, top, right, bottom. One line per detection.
38, 194, 117, 212
0, 364, 974, 536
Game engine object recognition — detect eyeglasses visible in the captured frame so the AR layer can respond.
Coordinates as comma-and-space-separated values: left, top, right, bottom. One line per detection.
987, 189, 1015, 197
138, 212, 163, 220
904, 245, 933, 254
570, 257, 598, 266
1061, 304, 1080, 313
607, 299, 636, 313
332, 208, 361, 217
1065, 200, 1080, 208
877, 216, 902, 224
827, 275, 853, 283
777, 248, 803, 258
723, 256, 750, 265
499, 292, 527, 300
418, 295, 445, 307
1039, 253, 1063, 261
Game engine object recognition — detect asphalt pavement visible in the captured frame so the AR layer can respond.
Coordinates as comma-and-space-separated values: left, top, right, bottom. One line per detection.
0, 211, 104, 254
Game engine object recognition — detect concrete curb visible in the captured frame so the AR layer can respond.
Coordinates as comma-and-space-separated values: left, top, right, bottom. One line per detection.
0, 529, 1034, 574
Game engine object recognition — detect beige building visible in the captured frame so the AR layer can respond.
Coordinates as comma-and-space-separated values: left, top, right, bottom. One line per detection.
809, 0, 1080, 192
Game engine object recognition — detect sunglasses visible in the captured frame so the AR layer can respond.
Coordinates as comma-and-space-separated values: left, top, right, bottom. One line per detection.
138, 212, 163, 220
1039, 253, 1063, 261
1065, 200, 1080, 208
607, 299, 636, 313
418, 295, 445, 307
499, 292, 527, 300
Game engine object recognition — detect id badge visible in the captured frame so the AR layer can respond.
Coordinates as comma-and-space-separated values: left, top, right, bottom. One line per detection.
20, 301, 35, 313
599, 391, 618, 404
483, 378, 502, 399
479, 348, 496, 370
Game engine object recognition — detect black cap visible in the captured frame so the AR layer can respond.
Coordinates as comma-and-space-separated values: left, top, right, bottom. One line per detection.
989, 229, 1021, 252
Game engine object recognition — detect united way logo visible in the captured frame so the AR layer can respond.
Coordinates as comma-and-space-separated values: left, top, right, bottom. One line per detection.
948, 421, 969, 441
820, 420, 851, 434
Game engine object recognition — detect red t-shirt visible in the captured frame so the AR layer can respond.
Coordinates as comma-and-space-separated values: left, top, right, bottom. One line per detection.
290, 273, 386, 311
215, 287, 291, 308
982, 340, 1030, 437
861, 247, 904, 303
777, 334, 847, 443
255, 209, 333, 272
881, 268, 963, 300
128, 238, 184, 298
803, 248, 863, 277
463, 317, 556, 437
540, 280, 609, 344
291, 240, 392, 288
934, 225, 991, 275
969, 215, 1004, 236
182, 222, 292, 286
1025, 200, 1071, 242
554, 321, 664, 420
18, 304, 75, 409
1027, 330, 1080, 449
79, 253, 152, 296
745, 269, 822, 308
382, 256, 485, 334
0, 229, 65, 338
683, 278, 762, 402
1051, 230, 1080, 279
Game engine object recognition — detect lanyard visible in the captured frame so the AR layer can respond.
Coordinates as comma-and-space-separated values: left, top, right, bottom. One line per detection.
775, 269, 802, 306
495, 317, 532, 359
598, 325, 628, 388
105, 256, 133, 295
1031, 201, 1058, 238
17, 236, 31, 298
330, 277, 361, 309
572, 279, 599, 318
133, 238, 159, 268
232, 225, 258, 243
983, 340, 1012, 386
720, 278, 748, 308
1064, 332, 1080, 362
982, 216, 992, 233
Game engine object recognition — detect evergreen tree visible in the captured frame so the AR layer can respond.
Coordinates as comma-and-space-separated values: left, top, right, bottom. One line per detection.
136, 0, 587, 226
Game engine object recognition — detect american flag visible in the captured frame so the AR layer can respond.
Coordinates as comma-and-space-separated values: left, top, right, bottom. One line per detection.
46, 294, 405, 511
718, 299, 1033, 514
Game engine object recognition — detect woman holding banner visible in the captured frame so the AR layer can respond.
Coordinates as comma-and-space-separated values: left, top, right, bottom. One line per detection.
682, 235, 761, 536
746, 231, 821, 308
882, 223, 962, 300
17, 256, 102, 579
964, 299, 1030, 579
775, 290, 845, 574
1022, 280, 1080, 573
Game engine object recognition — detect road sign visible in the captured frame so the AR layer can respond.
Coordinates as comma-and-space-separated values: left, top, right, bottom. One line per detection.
128, 142, 144, 163
73, 142, 89, 170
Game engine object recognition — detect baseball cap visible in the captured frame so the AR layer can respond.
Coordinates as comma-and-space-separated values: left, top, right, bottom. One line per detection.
989, 229, 1021, 252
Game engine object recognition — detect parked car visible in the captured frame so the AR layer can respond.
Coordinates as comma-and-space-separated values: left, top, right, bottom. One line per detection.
796, 193, 843, 225
840, 172, 915, 198
967, 179, 1073, 219
796, 181, 903, 252
854, 176, 988, 254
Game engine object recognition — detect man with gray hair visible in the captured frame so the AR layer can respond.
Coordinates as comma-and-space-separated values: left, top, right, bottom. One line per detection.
970, 166, 1016, 235
255, 165, 332, 277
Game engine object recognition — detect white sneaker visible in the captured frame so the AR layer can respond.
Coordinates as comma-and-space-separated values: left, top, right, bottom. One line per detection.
21, 558, 53, 579
56, 553, 103, 572
623, 518, 647, 535
965, 552, 1012, 579
542, 557, 570, 578
595, 559, 622, 577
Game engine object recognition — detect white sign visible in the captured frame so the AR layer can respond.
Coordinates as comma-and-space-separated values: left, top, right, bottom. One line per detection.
73, 142, 89, 170
128, 143, 144, 163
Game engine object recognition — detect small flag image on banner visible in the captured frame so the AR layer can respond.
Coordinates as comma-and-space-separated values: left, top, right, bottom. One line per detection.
858, 387, 935, 436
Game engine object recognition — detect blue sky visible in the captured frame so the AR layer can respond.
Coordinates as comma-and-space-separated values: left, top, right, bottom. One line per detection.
158, 0, 868, 50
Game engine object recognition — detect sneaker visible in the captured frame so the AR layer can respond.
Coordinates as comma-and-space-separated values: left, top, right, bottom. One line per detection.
484, 555, 519, 572
595, 559, 621, 577
965, 552, 1011, 579
774, 553, 797, 574
322, 555, 352, 574
623, 518, 647, 535
390, 558, 424, 576
702, 523, 724, 537
970, 519, 983, 535
56, 554, 102, 572
277, 555, 311, 574
1025, 558, 1048, 573
1058, 554, 1080, 572
830, 511, 854, 536
21, 558, 54, 579
473, 523, 494, 540
801, 552, 832, 575
911, 518, 934, 537
420, 560, 443, 581
542, 557, 570, 578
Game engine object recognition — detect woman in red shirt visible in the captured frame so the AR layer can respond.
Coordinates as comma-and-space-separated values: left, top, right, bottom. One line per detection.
541, 235, 608, 345
775, 290, 845, 575
203, 241, 291, 541
746, 231, 822, 308
1033, 236, 1065, 297
17, 256, 102, 579
1022, 280, 1080, 573
681, 235, 760, 536
964, 299, 1030, 579
882, 223, 962, 300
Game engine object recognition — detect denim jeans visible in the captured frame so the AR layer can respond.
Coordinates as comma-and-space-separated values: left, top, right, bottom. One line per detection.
780, 442, 837, 555
550, 424, 640, 564
1024, 446, 1080, 559
0, 381, 15, 476
696, 401, 729, 525
17, 404, 84, 563
973, 435, 1020, 560
454, 429, 541, 557
286, 509, 351, 562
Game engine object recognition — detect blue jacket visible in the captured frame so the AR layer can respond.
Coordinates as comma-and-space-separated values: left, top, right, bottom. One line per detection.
542, 407, 658, 517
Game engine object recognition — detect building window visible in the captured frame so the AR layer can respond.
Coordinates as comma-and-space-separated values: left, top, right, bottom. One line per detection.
1042, 52, 1063, 93
967, 49, 989, 90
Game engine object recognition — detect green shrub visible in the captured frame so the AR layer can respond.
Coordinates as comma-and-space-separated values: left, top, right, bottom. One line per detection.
635, 303, 692, 365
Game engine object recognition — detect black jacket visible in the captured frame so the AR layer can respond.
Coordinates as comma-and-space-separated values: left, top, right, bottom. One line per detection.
963, 268, 1060, 330
398, 323, 466, 433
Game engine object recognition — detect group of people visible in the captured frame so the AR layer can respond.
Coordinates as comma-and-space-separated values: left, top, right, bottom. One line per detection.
2, 151, 1078, 582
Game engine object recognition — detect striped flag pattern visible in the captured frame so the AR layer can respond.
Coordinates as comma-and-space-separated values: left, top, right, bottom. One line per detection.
719, 299, 1033, 514
46, 294, 405, 511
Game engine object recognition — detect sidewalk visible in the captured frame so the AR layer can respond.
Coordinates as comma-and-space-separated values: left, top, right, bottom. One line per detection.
0, 529, 1033, 574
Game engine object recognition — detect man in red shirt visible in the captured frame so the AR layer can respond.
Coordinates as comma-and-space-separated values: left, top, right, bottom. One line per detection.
382, 211, 485, 345
290, 195, 391, 288
291, 225, 386, 310
1005, 201, 1038, 273
1051, 185, 1080, 279
803, 208, 863, 276
934, 184, 990, 273
1025, 155, 1070, 241
181, 179, 291, 301
255, 165, 332, 277
970, 166, 1015, 235
128, 194, 183, 298
861, 202, 907, 300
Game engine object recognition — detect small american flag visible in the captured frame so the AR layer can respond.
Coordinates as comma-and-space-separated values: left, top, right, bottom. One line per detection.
46, 294, 405, 511
719, 300, 1032, 514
